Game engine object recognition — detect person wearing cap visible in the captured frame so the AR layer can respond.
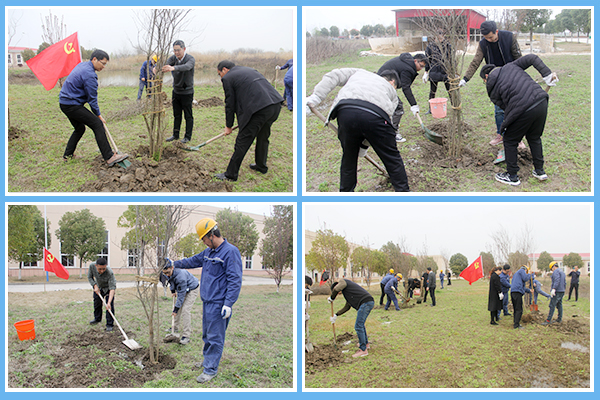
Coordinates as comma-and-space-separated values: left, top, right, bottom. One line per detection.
171, 218, 243, 384
384, 273, 403, 311
138, 55, 157, 100
542, 262, 566, 325
161, 261, 199, 345
439, 270, 445, 289
567, 265, 581, 301
498, 264, 512, 319
488, 266, 503, 325
328, 278, 374, 358
510, 265, 533, 329
307, 68, 410, 192
480, 54, 557, 186
460, 20, 523, 157
379, 268, 395, 306
87, 257, 117, 332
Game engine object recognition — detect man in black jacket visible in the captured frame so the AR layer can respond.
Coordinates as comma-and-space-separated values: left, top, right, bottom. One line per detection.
216, 60, 284, 181
377, 53, 427, 143
480, 53, 557, 186
568, 266, 580, 301
328, 278, 374, 358
163, 40, 195, 144
424, 31, 453, 112
426, 267, 437, 306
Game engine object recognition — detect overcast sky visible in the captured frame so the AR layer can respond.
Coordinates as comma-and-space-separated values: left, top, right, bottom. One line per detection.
7, 7, 294, 53
304, 203, 591, 262
303, 6, 567, 34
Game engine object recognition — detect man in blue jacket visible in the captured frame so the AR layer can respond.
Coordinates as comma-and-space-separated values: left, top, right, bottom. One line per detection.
510, 265, 532, 329
379, 269, 395, 305
384, 273, 402, 311
498, 264, 512, 319
172, 217, 243, 383
277, 59, 293, 111
542, 261, 567, 325
137, 55, 156, 100
163, 40, 195, 144
161, 262, 199, 345
59, 49, 129, 167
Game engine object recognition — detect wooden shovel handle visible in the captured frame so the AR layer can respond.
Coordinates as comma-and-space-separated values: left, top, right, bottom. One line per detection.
330, 301, 337, 343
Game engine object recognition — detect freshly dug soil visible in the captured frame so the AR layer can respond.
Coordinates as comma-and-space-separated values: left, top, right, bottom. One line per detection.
305, 332, 357, 374
8, 126, 27, 141
8, 328, 175, 388
79, 144, 232, 192
194, 96, 224, 108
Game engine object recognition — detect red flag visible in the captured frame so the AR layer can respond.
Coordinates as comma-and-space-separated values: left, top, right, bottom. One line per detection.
459, 255, 484, 285
26, 32, 82, 90
44, 248, 69, 280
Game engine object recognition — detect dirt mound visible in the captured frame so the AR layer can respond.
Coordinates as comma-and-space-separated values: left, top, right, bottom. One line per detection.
8, 71, 39, 85
305, 343, 350, 374
8, 126, 27, 141
194, 96, 224, 108
78, 144, 232, 192
10, 328, 175, 388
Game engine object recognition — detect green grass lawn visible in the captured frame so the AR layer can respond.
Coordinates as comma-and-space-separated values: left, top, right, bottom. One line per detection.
8, 80, 293, 192
7, 285, 293, 388
305, 277, 590, 388
305, 53, 591, 192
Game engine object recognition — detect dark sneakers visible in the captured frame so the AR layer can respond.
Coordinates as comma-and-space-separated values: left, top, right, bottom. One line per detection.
215, 173, 236, 182
249, 164, 268, 174
89, 319, 100, 325
532, 169, 548, 181
105, 326, 113, 332
495, 172, 520, 186
165, 136, 178, 142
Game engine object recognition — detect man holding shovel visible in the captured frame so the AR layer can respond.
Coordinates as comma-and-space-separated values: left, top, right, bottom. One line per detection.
59, 49, 129, 167
87, 258, 116, 332
480, 53, 557, 186
161, 262, 199, 345
171, 217, 243, 384
215, 60, 284, 181
328, 278, 375, 358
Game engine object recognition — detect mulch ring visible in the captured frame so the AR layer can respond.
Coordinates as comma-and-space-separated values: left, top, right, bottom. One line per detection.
78, 144, 232, 192
9, 328, 175, 388
8, 126, 27, 141
305, 332, 358, 373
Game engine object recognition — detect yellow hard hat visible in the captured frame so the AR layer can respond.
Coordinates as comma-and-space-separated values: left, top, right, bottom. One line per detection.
196, 218, 217, 239
396, 273, 403, 279
549, 261, 558, 269
152, 54, 158, 62
389, 269, 394, 274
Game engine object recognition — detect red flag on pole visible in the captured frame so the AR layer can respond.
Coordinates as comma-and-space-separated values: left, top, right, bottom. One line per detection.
459, 255, 484, 285
44, 248, 69, 280
26, 32, 82, 90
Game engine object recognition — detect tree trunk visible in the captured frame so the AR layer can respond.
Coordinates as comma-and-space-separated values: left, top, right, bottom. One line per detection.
19, 262, 22, 280
447, 85, 463, 158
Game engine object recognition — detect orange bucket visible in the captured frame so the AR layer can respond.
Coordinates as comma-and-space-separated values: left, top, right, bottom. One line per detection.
429, 98, 447, 119
14, 319, 35, 341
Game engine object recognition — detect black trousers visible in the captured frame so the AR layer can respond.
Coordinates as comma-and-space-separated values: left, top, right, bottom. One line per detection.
429, 287, 436, 306
423, 284, 429, 302
569, 283, 579, 301
379, 282, 386, 305
60, 103, 114, 161
503, 98, 547, 176
336, 107, 409, 192
490, 311, 499, 323
511, 292, 524, 328
225, 103, 281, 180
429, 79, 450, 100
93, 290, 115, 327
172, 91, 194, 140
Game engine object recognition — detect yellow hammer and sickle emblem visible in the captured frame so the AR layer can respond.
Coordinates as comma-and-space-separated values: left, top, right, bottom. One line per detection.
47, 254, 55, 263
64, 42, 75, 55
474, 262, 480, 269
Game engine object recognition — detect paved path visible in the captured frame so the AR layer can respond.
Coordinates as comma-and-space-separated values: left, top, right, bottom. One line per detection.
7, 276, 293, 293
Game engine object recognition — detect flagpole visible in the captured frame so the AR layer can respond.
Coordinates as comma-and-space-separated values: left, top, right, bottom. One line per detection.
44, 205, 48, 292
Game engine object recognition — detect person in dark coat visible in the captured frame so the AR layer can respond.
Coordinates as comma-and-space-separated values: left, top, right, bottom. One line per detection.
216, 60, 284, 181
426, 267, 437, 306
423, 31, 454, 112
163, 40, 195, 144
480, 53, 557, 186
498, 264, 512, 318
421, 270, 430, 303
377, 53, 427, 142
488, 267, 503, 325
510, 265, 532, 329
568, 265, 581, 301
328, 278, 375, 358
407, 277, 420, 298
447, 271, 451, 286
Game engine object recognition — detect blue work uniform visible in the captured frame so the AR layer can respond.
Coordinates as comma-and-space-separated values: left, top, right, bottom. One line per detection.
280, 59, 293, 110
384, 278, 400, 311
174, 238, 243, 375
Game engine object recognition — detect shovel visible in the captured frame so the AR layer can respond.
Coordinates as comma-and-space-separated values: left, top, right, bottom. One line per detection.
308, 104, 389, 177
99, 294, 142, 350
330, 302, 337, 349
415, 112, 443, 145
103, 123, 132, 168
164, 296, 179, 342
184, 126, 238, 151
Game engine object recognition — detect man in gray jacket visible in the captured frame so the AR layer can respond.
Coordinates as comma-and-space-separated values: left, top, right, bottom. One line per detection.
162, 263, 200, 345
163, 40, 195, 144
426, 267, 437, 306
542, 261, 566, 325
307, 68, 409, 192
88, 258, 117, 331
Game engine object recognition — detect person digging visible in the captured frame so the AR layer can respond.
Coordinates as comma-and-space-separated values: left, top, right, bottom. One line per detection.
328, 277, 375, 358
161, 261, 199, 345
87, 258, 116, 332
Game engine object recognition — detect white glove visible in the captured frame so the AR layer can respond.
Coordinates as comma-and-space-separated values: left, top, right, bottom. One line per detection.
307, 301, 311, 308
221, 305, 232, 319
459, 79, 466, 87
306, 95, 319, 108
410, 105, 420, 116
275, 65, 281, 70
327, 297, 334, 303
551, 289, 556, 297
305, 313, 310, 321
422, 71, 429, 84
358, 147, 369, 158
543, 73, 558, 86
499, 293, 504, 300
305, 288, 313, 295
330, 315, 337, 324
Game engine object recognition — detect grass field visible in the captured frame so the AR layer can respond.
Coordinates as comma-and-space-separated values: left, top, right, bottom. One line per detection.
7, 284, 293, 388
7, 76, 294, 192
305, 53, 591, 192
304, 277, 590, 388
